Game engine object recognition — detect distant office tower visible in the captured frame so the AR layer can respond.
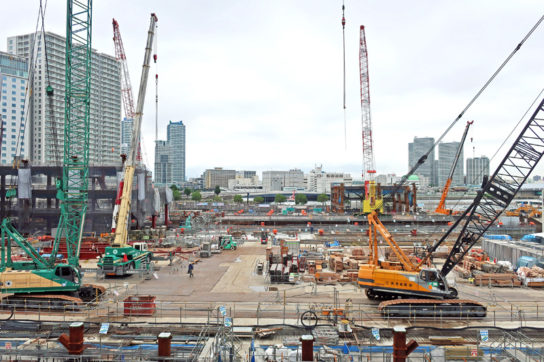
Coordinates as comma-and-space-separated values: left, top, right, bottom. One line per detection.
408, 137, 435, 186
237, 170, 256, 179
306, 165, 352, 193
437, 142, 464, 186
154, 140, 171, 185
167, 121, 186, 184
466, 156, 490, 185
202, 167, 236, 189
262, 169, 305, 192
120, 118, 134, 155
7, 32, 121, 165
0, 51, 28, 164
120, 117, 133, 156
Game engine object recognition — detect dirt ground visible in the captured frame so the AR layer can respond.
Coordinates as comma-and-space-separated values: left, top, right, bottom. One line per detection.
84, 240, 544, 316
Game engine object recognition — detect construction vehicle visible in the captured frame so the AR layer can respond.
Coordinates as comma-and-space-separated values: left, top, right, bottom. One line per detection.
358, 92, 544, 318
200, 242, 211, 258
98, 14, 158, 276
505, 203, 542, 219
260, 231, 268, 245
435, 121, 473, 215
0, 0, 105, 307
219, 235, 237, 250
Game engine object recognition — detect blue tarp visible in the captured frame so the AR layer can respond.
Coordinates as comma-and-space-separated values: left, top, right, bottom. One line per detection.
521, 234, 544, 243
485, 234, 512, 240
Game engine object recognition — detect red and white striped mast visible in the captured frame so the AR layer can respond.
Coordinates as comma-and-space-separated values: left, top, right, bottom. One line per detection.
359, 25, 376, 194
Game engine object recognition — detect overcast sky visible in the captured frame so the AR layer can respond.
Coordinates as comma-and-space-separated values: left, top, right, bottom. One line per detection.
3, 1, 544, 180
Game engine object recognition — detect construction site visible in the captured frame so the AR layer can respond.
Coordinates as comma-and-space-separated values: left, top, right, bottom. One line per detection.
1, 1, 544, 361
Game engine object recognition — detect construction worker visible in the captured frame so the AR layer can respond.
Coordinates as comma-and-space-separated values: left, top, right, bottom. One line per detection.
188, 262, 194, 278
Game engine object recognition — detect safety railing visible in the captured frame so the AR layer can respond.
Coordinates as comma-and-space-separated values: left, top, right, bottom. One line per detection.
0, 298, 543, 328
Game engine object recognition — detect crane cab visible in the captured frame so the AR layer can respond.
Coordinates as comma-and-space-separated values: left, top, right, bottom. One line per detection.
54, 264, 80, 285
418, 268, 446, 291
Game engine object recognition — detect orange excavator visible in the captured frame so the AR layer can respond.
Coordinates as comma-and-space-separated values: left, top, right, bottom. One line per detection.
435, 121, 473, 215
358, 93, 544, 318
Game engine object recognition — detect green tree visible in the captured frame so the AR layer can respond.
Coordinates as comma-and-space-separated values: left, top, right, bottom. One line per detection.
317, 193, 329, 204
214, 185, 221, 195
233, 194, 244, 203
173, 189, 182, 201
191, 191, 202, 202
254, 196, 265, 204
170, 185, 181, 201
275, 194, 287, 203
213, 195, 222, 202
295, 193, 308, 205
184, 188, 192, 198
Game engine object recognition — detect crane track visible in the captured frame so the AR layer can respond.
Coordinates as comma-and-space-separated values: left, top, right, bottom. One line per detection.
378, 298, 487, 318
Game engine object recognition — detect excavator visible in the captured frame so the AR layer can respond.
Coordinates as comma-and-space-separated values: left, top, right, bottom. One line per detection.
0, 0, 104, 307
359, 92, 544, 318
98, 14, 157, 276
435, 120, 473, 215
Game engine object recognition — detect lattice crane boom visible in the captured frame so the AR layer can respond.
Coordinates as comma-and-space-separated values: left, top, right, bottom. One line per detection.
112, 18, 135, 120
359, 25, 376, 182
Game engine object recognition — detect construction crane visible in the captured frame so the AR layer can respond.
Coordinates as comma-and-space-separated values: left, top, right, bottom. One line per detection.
359, 26, 382, 213
359, 92, 544, 318
0, 0, 104, 306
111, 18, 142, 233
98, 13, 158, 276
435, 120, 473, 215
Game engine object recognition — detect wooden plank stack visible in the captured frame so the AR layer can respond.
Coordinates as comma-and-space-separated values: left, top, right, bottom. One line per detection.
473, 272, 521, 287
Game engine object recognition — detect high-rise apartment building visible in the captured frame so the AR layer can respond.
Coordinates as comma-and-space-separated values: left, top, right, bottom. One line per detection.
466, 156, 490, 185
202, 167, 236, 189
7, 32, 121, 165
120, 117, 133, 156
437, 142, 464, 186
167, 121, 186, 184
408, 137, 435, 186
0, 51, 28, 164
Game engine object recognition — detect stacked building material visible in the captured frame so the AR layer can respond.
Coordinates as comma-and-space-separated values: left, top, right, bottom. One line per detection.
315, 272, 340, 284
329, 255, 344, 272
517, 266, 544, 287
343, 258, 360, 270
344, 271, 359, 282
472, 272, 521, 287
454, 250, 521, 286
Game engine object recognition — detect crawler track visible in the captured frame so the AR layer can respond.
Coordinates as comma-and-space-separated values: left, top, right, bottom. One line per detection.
378, 299, 487, 319
1, 284, 105, 311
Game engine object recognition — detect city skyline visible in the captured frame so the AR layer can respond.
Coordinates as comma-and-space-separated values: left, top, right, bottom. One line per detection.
2, 2, 543, 179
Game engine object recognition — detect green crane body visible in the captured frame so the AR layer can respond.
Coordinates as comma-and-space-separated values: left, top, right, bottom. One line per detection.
0, 0, 94, 297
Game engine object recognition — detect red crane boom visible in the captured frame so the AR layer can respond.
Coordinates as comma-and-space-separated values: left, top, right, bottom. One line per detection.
112, 18, 135, 119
